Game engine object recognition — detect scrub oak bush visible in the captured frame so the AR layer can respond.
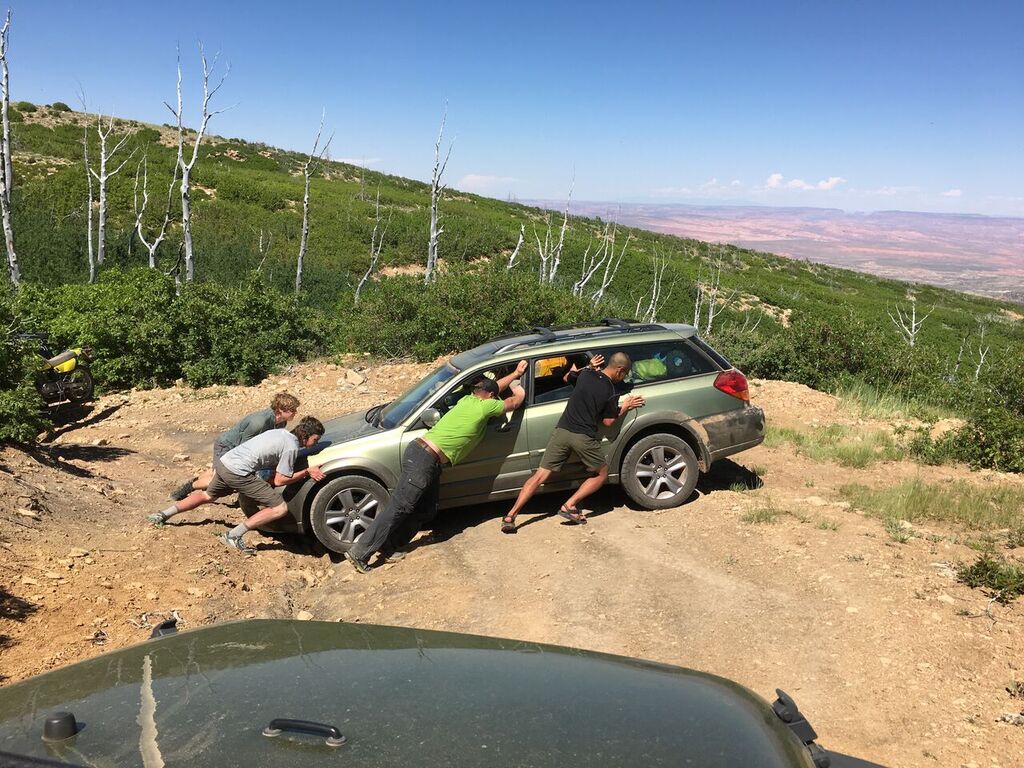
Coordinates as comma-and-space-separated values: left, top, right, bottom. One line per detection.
335, 266, 619, 361
14, 268, 323, 392
0, 297, 46, 443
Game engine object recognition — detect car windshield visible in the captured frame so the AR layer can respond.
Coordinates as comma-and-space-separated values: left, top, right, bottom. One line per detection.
379, 362, 459, 429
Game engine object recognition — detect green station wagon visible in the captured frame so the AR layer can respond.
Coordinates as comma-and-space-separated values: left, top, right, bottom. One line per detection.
268, 319, 765, 553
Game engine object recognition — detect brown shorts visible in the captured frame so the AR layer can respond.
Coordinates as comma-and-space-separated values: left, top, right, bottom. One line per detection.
206, 457, 283, 510
540, 427, 606, 472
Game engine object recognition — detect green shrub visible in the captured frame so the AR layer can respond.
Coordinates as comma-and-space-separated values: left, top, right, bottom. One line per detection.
175, 275, 324, 386
15, 268, 181, 389
50, 102, 71, 112
0, 298, 47, 443
14, 268, 322, 391
957, 554, 1024, 603
14, 101, 36, 113
337, 266, 617, 361
8, 107, 21, 123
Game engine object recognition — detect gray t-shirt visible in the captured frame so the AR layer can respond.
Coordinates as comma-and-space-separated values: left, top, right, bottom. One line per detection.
215, 408, 277, 451
220, 429, 299, 477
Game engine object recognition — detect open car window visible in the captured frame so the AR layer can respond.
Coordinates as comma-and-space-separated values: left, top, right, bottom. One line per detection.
431, 363, 519, 415
532, 351, 605, 405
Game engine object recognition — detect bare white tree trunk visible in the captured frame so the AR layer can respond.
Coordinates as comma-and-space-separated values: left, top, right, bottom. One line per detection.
89, 113, 135, 265
133, 154, 178, 269
0, 10, 10, 208
83, 127, 96, 282
697, 251, 737, 335
164, 44, 229, 282
973, 324, 990, 381
547, 183, 572, 284
355, 189, 392, 304
506, 223, 525, 270
0, 11, 17, 287
296, 109, 332, 294
636, 252, 675, 323
591, 228, 632, 307
534, 216, 552, 283
887, 298, 932, 348
425, 104, 453, 285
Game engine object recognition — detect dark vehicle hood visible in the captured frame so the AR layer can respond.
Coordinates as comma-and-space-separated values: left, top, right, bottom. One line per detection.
321, 408, 383, 444
0, 621, 815, 767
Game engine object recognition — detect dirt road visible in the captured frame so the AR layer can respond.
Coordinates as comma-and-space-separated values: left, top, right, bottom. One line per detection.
2, 360, 1022, 767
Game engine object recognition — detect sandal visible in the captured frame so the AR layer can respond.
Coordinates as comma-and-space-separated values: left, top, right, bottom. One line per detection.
557, 505, 587, 525
500, 515, 517, 534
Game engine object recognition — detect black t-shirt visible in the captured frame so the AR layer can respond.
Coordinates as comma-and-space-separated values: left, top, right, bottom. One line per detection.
556, 368, 619, 438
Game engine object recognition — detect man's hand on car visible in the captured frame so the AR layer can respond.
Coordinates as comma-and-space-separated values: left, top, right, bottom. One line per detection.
589, 354, 605, 370
308, 466, 326, 482
621, 394, 645, 412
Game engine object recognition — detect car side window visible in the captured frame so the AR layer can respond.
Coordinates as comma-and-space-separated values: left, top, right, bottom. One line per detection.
432, 364, 518, 415
532, 351, 604, 404
623, 341, 717, 385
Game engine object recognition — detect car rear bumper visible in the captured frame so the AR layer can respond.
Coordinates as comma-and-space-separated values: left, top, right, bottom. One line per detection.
700, 405, 765, 463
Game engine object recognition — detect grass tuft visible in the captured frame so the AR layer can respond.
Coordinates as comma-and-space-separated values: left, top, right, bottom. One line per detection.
767, 424, 902, 468
742, 500, 783, 524
835, 379, 952, 422
956, 554, 1024, 604
840, 478, 1024, 533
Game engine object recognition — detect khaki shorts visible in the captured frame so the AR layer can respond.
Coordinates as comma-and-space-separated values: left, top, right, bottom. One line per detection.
540, 427, 606, 472
206, 458, 284, 510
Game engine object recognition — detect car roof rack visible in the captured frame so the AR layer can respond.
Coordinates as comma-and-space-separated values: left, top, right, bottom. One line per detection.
488, 319, 667, 355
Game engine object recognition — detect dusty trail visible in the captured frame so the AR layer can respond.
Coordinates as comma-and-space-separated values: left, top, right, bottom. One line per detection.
2, 361, 1022, 767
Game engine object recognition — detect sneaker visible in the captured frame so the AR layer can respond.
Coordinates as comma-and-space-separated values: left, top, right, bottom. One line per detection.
220, 533, 256, 557
146, 512, 167, 527
344, 550, 371, 574
169, 479, 195, 501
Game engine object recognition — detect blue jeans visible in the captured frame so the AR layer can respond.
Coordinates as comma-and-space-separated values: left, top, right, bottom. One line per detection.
350, 440, 442, 561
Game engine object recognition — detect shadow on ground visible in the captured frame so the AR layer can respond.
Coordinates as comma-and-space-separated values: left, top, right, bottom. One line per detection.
0, 588, 39, 682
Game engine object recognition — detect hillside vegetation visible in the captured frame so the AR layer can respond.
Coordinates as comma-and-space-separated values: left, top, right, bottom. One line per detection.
1, 104, 1022, 471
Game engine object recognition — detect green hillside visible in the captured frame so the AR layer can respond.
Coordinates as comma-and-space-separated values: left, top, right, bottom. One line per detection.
1, 103, 1022, 471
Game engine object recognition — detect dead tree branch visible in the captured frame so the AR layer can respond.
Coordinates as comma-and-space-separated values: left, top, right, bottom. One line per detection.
355, 188, 392, 304
425, 103, 453, 284
887, 299, 932, 348
88, 113, 136, 265
506, 223, 525, 270
133, 154, 178, 269
82, 125, 96, 283
164, 43, 229, 282
296, 109, 333, 293
0, 10, 17, 287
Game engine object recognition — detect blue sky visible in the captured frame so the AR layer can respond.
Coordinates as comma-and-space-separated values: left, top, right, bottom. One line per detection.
11, 0, 1024, 216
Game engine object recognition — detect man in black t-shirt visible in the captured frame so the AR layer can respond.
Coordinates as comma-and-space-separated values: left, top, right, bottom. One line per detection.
501, 351, 645, 533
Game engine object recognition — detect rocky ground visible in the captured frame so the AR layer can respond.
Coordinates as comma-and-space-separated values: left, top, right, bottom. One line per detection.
2, 359, 1022, 768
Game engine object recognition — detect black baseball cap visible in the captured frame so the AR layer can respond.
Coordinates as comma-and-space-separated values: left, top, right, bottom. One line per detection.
472, 377, 500, 397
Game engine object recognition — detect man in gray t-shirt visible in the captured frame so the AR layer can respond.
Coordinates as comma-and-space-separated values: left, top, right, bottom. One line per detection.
169, 393, 300, 501
148, 417, 326, 556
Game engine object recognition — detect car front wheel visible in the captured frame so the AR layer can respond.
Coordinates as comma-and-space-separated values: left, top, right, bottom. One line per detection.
309, 475, 390, 554
620, 433, 699, 510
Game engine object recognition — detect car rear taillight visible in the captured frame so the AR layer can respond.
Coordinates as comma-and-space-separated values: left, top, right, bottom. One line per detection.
714, 370, 750, 402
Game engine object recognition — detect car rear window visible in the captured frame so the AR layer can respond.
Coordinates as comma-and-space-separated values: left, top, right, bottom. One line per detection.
690, 337, 732, 370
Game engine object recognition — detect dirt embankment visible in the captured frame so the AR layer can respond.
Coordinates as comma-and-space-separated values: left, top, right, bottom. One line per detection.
2, 362, 1022, 768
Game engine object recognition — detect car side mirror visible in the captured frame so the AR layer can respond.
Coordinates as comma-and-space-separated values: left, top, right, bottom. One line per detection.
421, 408, 442, 428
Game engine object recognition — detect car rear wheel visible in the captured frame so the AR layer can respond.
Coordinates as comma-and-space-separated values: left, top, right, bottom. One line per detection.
621, 433, 699, 510
309, 475, 390, 554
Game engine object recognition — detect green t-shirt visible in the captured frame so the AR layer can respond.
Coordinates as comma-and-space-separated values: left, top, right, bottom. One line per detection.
215, 407, 277, 450
426, 395, 505, 466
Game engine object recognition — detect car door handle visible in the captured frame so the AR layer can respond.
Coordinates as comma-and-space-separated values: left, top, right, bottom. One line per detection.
495, 420, 512, 433
263, 718, 346, 747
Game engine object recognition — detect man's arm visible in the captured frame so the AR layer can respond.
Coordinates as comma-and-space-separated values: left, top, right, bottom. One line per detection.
272, 465, 325, 486
601, 394, 645, 427
496, 359, 528, 392
502, 383, 526, 413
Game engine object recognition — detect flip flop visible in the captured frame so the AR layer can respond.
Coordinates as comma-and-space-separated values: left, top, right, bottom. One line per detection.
500, 515, 517, 534
557, 505, 587, 525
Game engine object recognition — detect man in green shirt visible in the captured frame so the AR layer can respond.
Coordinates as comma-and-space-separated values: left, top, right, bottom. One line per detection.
168, 392, 300, 501
345, 360, 528, 573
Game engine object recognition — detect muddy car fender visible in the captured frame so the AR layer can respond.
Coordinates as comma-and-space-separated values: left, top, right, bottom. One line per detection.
283, 456, 398, 531
608, 410, 712, 475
